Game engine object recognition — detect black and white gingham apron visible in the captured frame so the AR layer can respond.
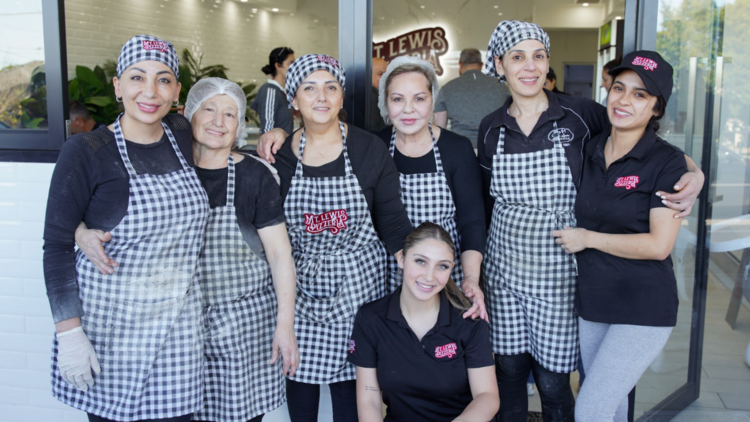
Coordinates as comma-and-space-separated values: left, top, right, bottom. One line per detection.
386, 126, 462, 293
51, 114, 209, 420
284, 122, 387, 384
193, 154, 284, 421
483, 121, 579, 373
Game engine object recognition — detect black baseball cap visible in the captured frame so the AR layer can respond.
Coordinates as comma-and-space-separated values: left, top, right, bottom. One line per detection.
608, 50, 673, 104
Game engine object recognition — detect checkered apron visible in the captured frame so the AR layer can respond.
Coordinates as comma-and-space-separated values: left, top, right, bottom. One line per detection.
483, 121, 579, 373
193, 154, 284, 421
284, 122, 387, 384
386, 127, 462, 293
51, 114, 209, 420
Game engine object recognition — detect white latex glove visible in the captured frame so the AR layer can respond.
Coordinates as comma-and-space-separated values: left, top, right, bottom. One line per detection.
57, 326, 101, 391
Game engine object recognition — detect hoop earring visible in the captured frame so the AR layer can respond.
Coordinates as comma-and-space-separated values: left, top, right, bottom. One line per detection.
115, 96, 123, 103
173, 99, 180, 106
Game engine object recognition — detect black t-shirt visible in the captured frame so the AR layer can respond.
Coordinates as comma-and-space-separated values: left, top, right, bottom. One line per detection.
476, 91, 609, 225
42, 113, 195, 323
272, 124, 413, 254
575, 129, 687, 327
194, 153, 286, 258
375, 127, 486, 254
348, 286, 494, 422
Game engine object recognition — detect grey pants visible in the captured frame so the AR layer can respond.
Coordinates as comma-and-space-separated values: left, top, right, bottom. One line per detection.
575, 318, 673, 422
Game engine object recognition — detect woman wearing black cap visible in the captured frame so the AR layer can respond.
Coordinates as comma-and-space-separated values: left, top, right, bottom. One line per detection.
43, 35, 207, 422
478, 21, 703, 421
553, 51, 685, 422
271, 54, 412, 422
250, 47, 296, 154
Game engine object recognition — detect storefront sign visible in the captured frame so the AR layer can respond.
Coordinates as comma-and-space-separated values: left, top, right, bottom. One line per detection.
373, 27, 450, 75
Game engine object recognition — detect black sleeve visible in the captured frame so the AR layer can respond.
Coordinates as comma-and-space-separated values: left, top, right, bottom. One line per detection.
42, 137, 95, 323
650, 147, 688, 209
346, 305, 378, 368
476, 114, 496, 228
366, 135, 413, 254
463, 319, 495, 368
243, 157, 286, 228
581, 99, 609, 140
272, 133, 299, 202
441, 131, 486, 254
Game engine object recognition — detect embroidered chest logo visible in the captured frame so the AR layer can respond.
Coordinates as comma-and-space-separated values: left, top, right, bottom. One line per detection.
614, 176, 640, 190
435, 342, 457, 359
348, 339, 356, 354
548, 128, 574, 146
142, 40, 170, 53
305, 209, 349, 234
632, 56, 658, 71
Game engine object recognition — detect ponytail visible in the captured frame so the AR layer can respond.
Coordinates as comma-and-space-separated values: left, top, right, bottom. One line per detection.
262, 47, 294, 77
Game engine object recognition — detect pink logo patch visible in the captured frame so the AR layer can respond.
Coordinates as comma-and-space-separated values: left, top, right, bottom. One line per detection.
614, 176, 640, 190
142, 40, 170, 53
631, 56, 658, 72
304, 209, 348, 234
348, 340, 356, 354
434, 342, 457, 359
317, 55, 339, 67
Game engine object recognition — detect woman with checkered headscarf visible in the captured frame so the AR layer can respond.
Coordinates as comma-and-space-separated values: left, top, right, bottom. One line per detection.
478, 22, 703, 421
263, 54, 411, 421
44, 35, 208, 422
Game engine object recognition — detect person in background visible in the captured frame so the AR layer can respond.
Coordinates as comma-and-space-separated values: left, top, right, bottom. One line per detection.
600, 57, 621, 106
69, 101, 103, 135
478, 21, 704, 421
369, 56, 388, 132
270, 54, 412, 422
349, 222, 499, 422
251, 47, 296, 151
544, 68, 568, 95
553, 50, 685, 422
433, 48, 510, 147
374, 55, 487, 320
44, 35, 208, 422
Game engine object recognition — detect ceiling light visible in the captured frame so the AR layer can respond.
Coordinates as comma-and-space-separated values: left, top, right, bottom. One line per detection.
615, 16, 622, 19
420, 5, 425, 8
241, 0, 247, 2
494, 5, 498, 8
582, 3, 589, 6
272, 7, 278, 11
498, 12, 503, 15
251, 8, 257, 12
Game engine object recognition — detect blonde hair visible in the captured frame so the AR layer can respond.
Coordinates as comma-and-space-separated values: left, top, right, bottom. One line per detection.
402, 222, 471, 311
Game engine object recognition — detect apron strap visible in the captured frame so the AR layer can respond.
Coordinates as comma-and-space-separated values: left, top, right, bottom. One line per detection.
389, 124, 443, 172
226, 153, 236, 207
112, 113, 191, 178
295, 121, 351, 178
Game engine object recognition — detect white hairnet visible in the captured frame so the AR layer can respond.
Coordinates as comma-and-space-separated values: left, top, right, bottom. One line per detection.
378, 56, 440, 125
185, 77, 247, 145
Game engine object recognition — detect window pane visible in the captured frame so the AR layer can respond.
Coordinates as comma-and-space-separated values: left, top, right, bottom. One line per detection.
0, 0, 47, 129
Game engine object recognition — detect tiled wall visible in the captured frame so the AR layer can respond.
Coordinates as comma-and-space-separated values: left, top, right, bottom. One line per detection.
0, 162, 333, 421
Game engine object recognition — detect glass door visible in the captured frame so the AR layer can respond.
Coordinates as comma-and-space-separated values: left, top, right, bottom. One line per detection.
635, 0, 750, 419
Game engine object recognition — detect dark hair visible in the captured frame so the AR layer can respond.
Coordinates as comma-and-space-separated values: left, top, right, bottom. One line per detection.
603, 57, 622, 72
261, 47, 295, 77
69, 101, 92, 120
459, 48, 482, 65
649, 96, 666, 132
546, 67, 557, 82
402, 222, 471, 311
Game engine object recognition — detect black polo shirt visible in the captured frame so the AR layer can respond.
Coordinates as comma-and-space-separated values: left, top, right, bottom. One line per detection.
476, 90, 609, 225
574, 129, 687, 327
347, 286, 494, 422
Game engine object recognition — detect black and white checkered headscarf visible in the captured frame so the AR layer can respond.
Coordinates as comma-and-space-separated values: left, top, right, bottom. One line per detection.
117, 35, 180, 78
285, 54, 346, 107
484, 21, 550, 78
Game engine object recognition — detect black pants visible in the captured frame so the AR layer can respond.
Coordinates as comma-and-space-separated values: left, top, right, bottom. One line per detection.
194, 414, 264, 422
87, 414, 194, 422
286, 379, 358, 422
494, 353, 575, 422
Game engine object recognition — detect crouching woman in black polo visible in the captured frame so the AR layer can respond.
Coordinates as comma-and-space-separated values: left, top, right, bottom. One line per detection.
552, 51, 688, 422
348, 222, 499, 422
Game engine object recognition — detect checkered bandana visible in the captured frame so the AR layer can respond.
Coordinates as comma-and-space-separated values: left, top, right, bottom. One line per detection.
285, 54, 346, 107
117, 35, 180, 78
484, 21, 550, 78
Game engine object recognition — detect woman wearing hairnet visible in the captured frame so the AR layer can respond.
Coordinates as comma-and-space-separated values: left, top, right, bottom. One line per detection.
43, 35, 208, 422
74, 77, 300, 422
185, 78, 299, 422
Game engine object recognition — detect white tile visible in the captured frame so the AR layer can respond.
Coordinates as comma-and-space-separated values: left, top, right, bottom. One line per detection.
28, 392, 71, 409
0, 222, 44, 243
0, 333, 52, 353
62, 409, 88, 422
15, 164, 54, 184
720, 392, 750, 411
0, 277, 24, 296
26, 353, 51, 373
0, 386, 29, 405
0, 259, 44, 281
0, 403, 63, 422
0, 369, 50, 390
24, 317, 54, 336
18, 203, 47, 223
0, 183, 50, 204
0, 297, 52, 318
0, 351, 27, 370
0, 164, 17, 183
0, 203, 20, 221
22, 279, 47, 299
0, 240, 21, 260
0, 315, 25, 334
20, 241, 43, 261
